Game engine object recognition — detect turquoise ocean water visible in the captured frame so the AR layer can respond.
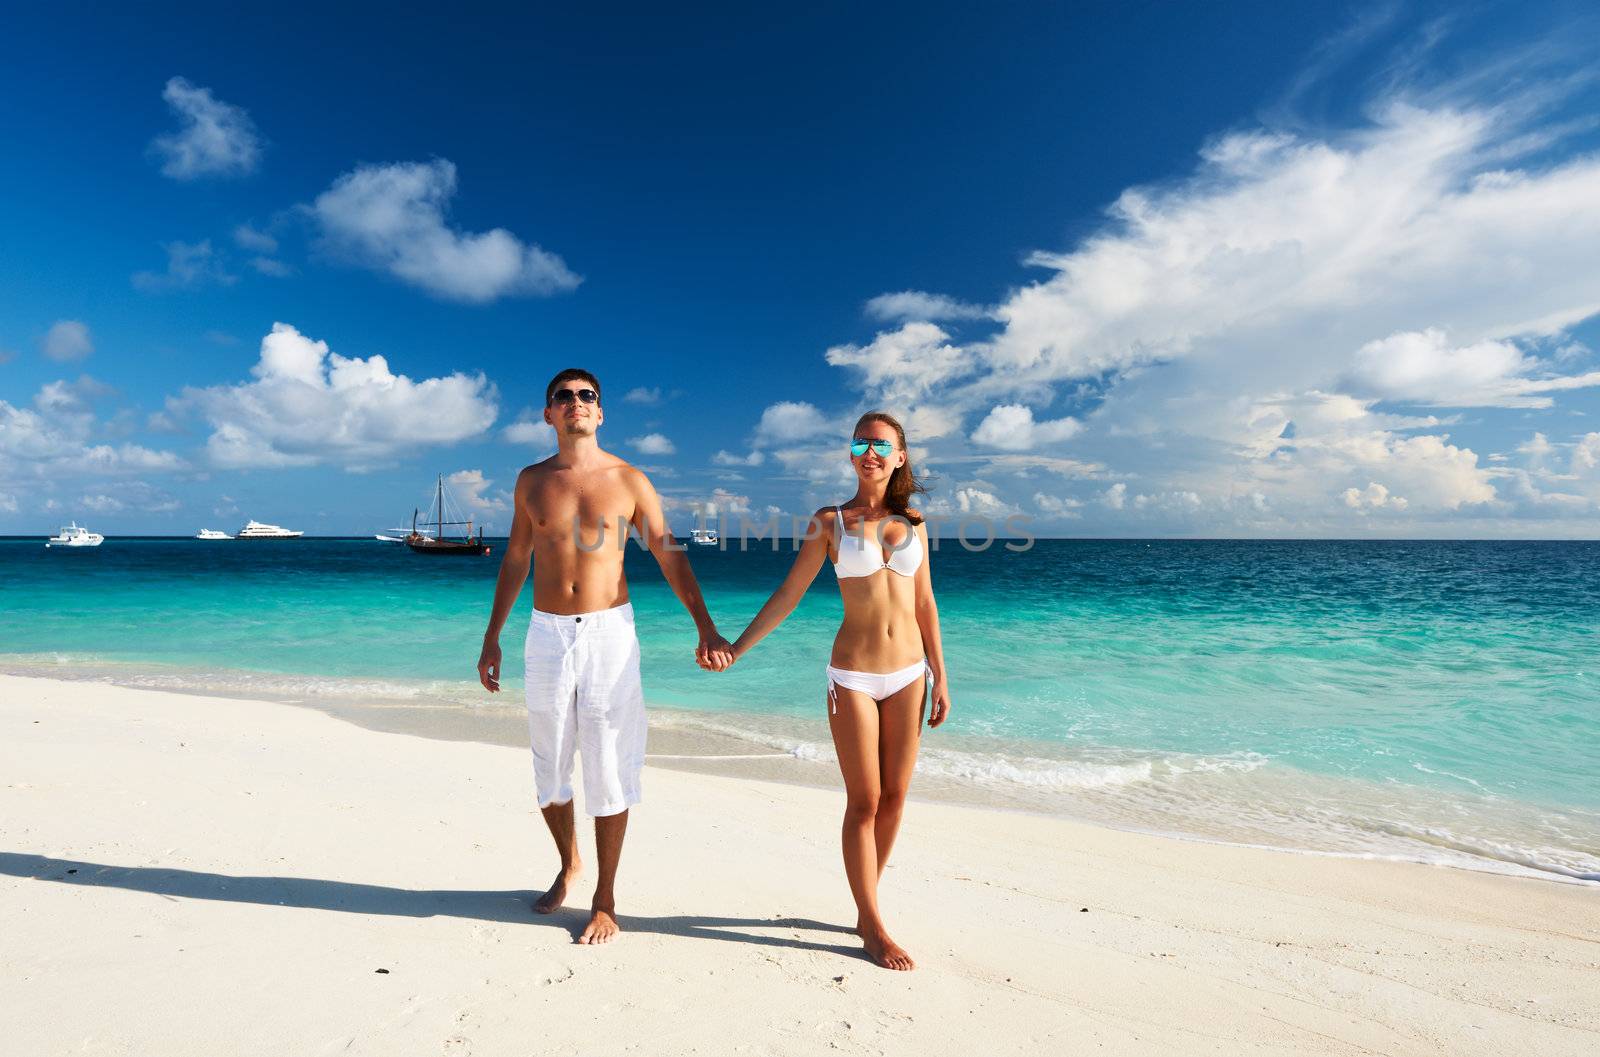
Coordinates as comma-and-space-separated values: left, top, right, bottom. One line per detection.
3, 536, 1597, 882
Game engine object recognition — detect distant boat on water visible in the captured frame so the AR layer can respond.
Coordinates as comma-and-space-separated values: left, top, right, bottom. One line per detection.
46, 522, 103, 548
406, 475, 491, 556
195, 528, 233, 540
235, 520, 303, 540
690, 527, 720, 546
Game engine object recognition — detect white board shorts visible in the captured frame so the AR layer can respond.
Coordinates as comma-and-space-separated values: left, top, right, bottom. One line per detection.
523, 602, 646, 818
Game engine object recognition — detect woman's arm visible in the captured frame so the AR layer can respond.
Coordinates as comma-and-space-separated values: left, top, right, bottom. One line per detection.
912, 522, 952, 727
729, 510, 831, 662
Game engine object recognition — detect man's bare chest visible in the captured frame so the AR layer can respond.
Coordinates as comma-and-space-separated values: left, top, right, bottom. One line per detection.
525, 480, 635, 541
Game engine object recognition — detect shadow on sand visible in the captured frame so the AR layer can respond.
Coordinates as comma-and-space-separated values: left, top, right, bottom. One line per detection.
2, 852, 863, 958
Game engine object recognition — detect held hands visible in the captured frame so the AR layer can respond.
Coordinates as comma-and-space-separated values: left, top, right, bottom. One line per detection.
696, 631, 736, 672
929, 679, 952, 728
477, 638, 502, 693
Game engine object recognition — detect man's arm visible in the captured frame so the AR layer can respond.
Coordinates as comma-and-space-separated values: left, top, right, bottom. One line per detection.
629, 468, 733, 670
477, 467, 536, 693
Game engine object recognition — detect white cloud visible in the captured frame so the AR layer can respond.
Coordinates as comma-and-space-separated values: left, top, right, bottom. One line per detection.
232, 224, 278, 253
446, 469, 510, 514
501, 415, 555, 449
825, 322, 970, 408
754, 401, 832, 444
630, 432, 676, 456
41, 321, 92, 363
624, 386, 663, 405
178, 322, 497, 469
975, 105, 1600, 396
148, 77, 261, 180
713, 449, 764, 467
1572, 433, 1600, 472
0, 381, 185, 484
1219, 391, 1496, 513
970, 404, 1082, 451
80, 494, 125, 513
1133, 490, 1203, 511
1342, 482, 1408, 511
132, 239, 236, 291
1517, 432, 1555, 464
947, 487, 1022, 518
1033, 491, 1083, 516
789, 71, 1600, 533
864, 291, 989, 323
899, 403, 965, 441
1348, 328, 1600, 408
0, 492, 16, 512
699, 488, 751, 516
233, 224, 289, 276
309, 160, 580, 303
666, 487, 752, 519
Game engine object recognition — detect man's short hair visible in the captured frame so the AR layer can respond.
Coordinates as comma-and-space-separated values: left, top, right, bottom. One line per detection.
545, 368, 602, 406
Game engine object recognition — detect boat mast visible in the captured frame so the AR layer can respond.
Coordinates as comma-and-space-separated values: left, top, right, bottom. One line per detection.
436, 474, 444, 540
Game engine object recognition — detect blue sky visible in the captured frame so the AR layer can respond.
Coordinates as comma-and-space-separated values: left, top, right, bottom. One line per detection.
3, 1, 1600, 537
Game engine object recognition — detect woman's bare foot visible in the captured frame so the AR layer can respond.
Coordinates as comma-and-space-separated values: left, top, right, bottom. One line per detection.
860, 922, 914, 970
533, 864, 580, 914
577, 906, 620, 944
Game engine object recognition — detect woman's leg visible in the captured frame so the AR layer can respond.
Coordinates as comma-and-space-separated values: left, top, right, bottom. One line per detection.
873, 674, 926, 879
830, 684, 914, 971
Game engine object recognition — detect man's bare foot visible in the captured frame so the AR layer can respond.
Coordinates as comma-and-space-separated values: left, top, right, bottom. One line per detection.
577, 906, 620, 944
533, 865, 580, 914
860, 923, 914, 970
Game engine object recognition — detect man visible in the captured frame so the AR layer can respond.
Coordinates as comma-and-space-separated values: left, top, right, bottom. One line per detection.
477, 367, 732, 945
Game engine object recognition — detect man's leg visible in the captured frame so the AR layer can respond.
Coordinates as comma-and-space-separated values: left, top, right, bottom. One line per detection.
578, 809, 628, 943
573, 607, 645, 945
534, 799, 582, 914
525, 613, 581, 915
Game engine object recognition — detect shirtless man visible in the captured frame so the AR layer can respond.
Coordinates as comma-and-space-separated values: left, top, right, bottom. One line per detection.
477, 367, 732, 945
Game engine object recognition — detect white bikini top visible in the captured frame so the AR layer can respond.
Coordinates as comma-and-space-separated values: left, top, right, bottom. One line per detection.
831, 505, 924, 579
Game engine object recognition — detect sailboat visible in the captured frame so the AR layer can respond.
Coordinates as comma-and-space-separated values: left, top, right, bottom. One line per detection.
406, 474, 491, 556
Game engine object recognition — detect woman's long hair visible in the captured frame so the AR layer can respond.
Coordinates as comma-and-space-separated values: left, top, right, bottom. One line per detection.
855, 411, 928, 524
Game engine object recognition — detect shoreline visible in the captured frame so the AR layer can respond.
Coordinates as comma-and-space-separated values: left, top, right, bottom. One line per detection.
4, 673, 1596, 1055
5, 658, 1598, 887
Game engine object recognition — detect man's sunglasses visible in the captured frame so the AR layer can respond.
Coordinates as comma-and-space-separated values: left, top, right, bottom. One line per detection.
850, 438, 895, 458
549, 387, 599, 406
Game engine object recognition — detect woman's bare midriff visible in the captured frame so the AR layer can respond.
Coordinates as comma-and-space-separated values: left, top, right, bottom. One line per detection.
830, 573, 923, 673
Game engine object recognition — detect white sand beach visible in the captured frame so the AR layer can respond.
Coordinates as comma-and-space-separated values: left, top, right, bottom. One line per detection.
2, 673, 1596, 1056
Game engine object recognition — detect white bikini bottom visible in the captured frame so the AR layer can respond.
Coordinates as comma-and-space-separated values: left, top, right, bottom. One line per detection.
825, 659, 930, 714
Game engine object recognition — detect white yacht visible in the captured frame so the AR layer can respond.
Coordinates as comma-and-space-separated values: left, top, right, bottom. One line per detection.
195, 528, 233, 540
235, 519, 303, 539
46, 522, 104, 548
689, 527, 720, 546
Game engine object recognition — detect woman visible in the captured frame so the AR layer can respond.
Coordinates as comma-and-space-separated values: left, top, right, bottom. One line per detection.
723, 411, 951, 971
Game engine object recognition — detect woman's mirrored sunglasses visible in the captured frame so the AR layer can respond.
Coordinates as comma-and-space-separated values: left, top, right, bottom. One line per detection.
850, 438, 895, 458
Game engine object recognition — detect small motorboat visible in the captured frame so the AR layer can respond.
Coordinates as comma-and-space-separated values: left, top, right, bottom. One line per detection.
195, 528, 233, 540
46, 522, 104, 548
